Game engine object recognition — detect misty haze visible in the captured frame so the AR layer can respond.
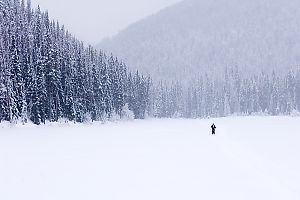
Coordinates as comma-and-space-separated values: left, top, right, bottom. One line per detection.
0, 0, 300, 200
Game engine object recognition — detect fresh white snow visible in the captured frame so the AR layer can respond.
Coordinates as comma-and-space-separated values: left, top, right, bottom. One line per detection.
0, 116, 299, 200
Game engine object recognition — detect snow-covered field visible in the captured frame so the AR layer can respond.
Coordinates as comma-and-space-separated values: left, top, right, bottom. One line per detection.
0, 116, 299, 200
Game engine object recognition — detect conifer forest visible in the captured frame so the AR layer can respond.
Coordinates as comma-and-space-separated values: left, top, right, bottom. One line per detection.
0, 0, 300, 124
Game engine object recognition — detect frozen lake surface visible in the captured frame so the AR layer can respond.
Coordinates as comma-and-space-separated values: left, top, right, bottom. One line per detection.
0, 116, 299, 200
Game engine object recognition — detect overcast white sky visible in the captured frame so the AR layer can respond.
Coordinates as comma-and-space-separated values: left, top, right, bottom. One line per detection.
31, 0, 181, 45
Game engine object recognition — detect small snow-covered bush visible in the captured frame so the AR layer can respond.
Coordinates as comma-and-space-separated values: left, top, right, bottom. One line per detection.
121, 104, 135, 121
109, 111, 121, 122
290, 109, 300, 117
83, 113, 93, 124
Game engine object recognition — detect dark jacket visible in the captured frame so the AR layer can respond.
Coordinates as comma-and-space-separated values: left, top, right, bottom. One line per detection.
211, 124, 216, 134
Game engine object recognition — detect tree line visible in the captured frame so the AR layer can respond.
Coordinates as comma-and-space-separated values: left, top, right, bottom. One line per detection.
0, 0, 150, 124
149, 67, 300, 118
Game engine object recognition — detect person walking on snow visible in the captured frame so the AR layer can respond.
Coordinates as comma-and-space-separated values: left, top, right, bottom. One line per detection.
211, 123, 216, 135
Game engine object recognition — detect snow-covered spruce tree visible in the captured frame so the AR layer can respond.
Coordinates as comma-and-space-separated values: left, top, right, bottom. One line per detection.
126, 71, 150, 119
296, 69, 300, 111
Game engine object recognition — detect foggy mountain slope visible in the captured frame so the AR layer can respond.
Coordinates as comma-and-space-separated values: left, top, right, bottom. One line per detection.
97, 0, 300, 81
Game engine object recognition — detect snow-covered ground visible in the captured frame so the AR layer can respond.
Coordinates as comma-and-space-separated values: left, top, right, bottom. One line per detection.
0, 116, 299, 200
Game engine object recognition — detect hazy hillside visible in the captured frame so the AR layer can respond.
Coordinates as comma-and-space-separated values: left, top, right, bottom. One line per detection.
98, 0, 300, 81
